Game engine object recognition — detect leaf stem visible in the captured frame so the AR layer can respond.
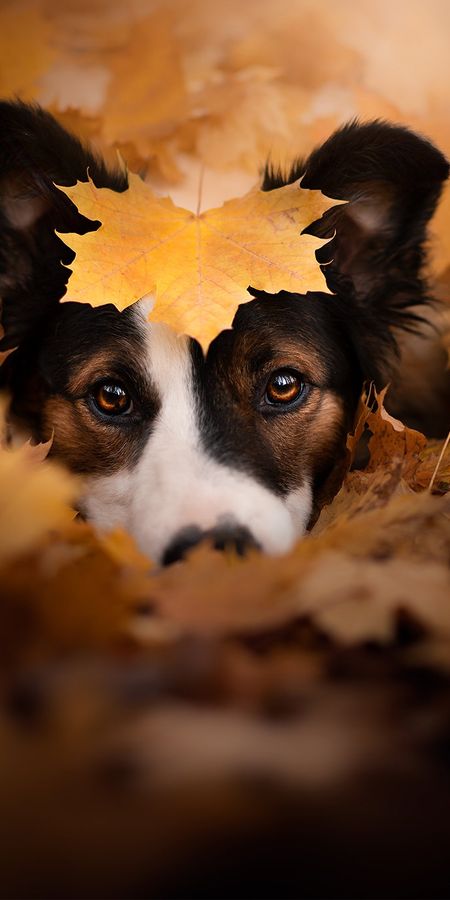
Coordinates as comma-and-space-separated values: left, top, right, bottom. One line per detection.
196, 164, 205, 217
427, 430, 450, 492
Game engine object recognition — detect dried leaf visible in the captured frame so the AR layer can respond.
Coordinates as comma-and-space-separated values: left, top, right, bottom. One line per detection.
302, 551, 450, 645
57, 174, 338, 348
414, 434, 450, 492
0, 520, 153, 665
311, 489, 450, 564
365, 387, 427, 477
0, 428, 77, 564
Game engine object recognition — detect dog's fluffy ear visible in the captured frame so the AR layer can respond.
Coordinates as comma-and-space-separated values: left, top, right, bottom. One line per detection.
263, 120, 449, 379
0, 101, 127, 351
300, 121, 448, 295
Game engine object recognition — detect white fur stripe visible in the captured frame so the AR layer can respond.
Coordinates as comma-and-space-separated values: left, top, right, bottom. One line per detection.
82, 315, 313, 562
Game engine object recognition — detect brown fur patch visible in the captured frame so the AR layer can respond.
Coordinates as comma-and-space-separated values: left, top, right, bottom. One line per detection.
262, 389, 347, 487
64, 351, 126, 397
237, 331, 330, 387
42, 395, 143, 474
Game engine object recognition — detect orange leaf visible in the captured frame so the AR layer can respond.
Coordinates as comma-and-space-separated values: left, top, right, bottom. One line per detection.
57, 174, 339, 349
0, 430, 77, 564
365, 386, 426, 477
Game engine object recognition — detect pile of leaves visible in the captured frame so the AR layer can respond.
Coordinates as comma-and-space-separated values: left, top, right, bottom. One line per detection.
1, 384, 450, 895
1, 1, 450, 896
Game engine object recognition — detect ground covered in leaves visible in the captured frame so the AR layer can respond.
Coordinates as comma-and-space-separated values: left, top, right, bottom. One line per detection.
1, 389, 450, 898
1, 1, 450, 897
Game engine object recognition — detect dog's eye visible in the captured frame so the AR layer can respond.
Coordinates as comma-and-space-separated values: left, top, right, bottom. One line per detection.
91, 381, 133, 416
264, 369, 305, 406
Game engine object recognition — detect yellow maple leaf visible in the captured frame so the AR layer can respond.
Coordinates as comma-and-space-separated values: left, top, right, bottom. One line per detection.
57, 173, 337, 348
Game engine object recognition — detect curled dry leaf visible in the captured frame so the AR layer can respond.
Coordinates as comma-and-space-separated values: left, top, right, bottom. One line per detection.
57, 174, 338, 349
314, 386, 428, 536
365, 387, 427, 477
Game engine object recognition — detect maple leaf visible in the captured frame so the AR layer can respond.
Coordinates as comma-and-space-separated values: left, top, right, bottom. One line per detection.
57, 173, 337, 348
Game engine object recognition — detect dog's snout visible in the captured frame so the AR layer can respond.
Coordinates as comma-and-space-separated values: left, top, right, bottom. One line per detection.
162, 523, 259, 566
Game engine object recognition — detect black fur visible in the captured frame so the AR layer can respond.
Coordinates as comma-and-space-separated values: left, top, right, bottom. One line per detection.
0, 100, 127, 352
263, 119, 449, 382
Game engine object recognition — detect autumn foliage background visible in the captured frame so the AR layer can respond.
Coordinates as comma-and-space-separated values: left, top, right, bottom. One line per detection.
1, 1, 450, 896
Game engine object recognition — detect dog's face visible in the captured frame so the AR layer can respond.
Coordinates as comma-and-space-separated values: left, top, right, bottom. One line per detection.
1, 104, 448, 562
13, 291, 357, 563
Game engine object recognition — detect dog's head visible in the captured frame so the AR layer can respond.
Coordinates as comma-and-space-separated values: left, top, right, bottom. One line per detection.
0, 103, 448, 563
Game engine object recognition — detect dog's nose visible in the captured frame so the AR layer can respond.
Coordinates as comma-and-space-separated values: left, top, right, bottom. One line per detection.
162, 523, 259, 566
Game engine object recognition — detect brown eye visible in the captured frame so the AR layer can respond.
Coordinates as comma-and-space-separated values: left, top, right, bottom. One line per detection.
91, 381, 133, 416
265, 369, 305, 406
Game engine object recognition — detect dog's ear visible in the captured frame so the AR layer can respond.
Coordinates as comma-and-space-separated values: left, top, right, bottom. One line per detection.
264, 120, 449, 380
0, 101, 127, 351
300, 121, 448, 296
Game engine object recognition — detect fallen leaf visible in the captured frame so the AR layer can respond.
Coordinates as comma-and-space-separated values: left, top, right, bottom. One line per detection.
414, 434, 450, 492
98, 526, 153, 573
311, 489, 450, 564
57, 174, 337, 348
313, 386, 429, 536
139, 489, 450, 642
365, 387, 427, 477
0, 418, 77, 564
0, 520, 153, 666
0, 5, 56, 99
301, 550, 450, 645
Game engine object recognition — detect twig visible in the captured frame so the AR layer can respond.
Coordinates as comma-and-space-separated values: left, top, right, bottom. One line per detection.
428, 430, 450, 492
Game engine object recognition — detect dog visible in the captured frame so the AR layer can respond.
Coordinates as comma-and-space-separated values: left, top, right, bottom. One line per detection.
0, 101, 448, 564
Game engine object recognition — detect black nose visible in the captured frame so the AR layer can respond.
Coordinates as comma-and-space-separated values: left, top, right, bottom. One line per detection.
162, 523, 259, 566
